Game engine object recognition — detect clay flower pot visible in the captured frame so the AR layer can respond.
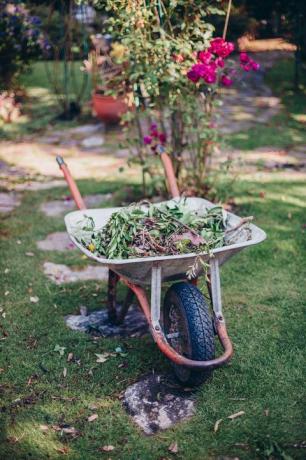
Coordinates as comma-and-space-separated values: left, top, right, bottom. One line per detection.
92, 93, 129, 123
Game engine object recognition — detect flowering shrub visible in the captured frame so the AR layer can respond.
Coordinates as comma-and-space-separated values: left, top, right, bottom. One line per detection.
186, 38, 259, 87
81, 1, 257, 198
0, 1, 44, 89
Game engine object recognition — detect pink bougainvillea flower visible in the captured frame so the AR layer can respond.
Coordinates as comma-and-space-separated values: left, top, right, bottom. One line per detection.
198, 51, 213, 64
159, 133, 167, 143
215, 57, 225, 68
221, 75, 233, 87
239, 52, 250, 63
187, 69, 200, 83
150, 123, 157, 131
242, 63, 252, 72
250, 60, 260, 71
204, 71, 217, 84
208, 37, 234, 58
143, 135, 152, 145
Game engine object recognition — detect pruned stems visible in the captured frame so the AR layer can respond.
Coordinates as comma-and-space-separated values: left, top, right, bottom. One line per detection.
225, 216, 253, 234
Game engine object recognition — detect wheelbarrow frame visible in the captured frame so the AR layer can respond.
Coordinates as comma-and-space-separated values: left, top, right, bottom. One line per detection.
56, 150, 266, 371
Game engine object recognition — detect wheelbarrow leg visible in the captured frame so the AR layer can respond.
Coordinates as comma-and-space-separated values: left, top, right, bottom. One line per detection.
107, 270, 119, 324
117, 288, 134, 324
209, 257, 223, 320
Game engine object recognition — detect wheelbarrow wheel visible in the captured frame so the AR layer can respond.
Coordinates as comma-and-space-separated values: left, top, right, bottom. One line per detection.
163, 282, 215, 387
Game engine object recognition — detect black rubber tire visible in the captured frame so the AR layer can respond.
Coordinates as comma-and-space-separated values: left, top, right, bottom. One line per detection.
163, 282, 215, 387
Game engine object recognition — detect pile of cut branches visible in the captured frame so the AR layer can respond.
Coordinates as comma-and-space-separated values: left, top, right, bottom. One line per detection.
74, 201, 252, 261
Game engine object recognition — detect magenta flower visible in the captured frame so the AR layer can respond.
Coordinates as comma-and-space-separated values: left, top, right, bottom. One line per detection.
150, 123, 157, 131
187, 69, 200, 83
221, 75, 233, 87
159, 133, 167, 143
143, 135, 152, 145
208, 37, 234, 58
242, 63, 252, 72
198, 51, 213, 64
239, 52, 250, 64
215, 57, 225, 68
250, 60, 260, 71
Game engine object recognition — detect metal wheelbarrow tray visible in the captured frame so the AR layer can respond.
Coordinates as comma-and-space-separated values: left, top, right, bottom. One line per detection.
57, 153, 266, 387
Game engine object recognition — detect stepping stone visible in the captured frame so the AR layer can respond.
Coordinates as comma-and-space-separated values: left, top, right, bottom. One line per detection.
0, 192, 21, 212
37, 232, 75, 251
65, 305, 148, 337
81, 135, 104, 149
123, 374, 196, 435
43, 262, 108, 285
40, 193, 112, 217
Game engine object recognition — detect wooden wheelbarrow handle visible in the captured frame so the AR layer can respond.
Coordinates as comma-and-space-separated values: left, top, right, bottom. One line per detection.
56, 156, 86, 210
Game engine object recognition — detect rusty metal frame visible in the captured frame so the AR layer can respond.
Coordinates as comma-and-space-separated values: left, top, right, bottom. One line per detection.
56, 151, 234, 371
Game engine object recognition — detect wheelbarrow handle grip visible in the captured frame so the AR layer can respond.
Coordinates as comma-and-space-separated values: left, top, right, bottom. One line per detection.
156, 145, 180, 199
56, 155, 65, 166
55, 155, 86, 210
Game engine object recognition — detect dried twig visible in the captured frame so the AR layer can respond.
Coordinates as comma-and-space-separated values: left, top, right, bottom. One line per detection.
225, 216, 253, 234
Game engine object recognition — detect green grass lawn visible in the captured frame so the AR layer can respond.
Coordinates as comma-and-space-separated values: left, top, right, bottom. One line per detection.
0, 175, 305, 460
0, 57, 305, 459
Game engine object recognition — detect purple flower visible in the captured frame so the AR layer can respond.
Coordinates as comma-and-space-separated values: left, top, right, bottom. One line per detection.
221, 75, 233, 87
159, 133, 167, 144
187, 69, 200, 83
143, 135, 152, 145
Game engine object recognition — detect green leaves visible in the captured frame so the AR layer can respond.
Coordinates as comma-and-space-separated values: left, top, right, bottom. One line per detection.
75, 201, 231, 261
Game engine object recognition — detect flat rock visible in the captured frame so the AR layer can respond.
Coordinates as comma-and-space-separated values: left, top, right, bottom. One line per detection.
40, 193, 112, 217
123, 374, 196, 435
65, 304, 148, 337
0, 192, 21, 212
81, 136, 104, 148
37, 232, 75, 251
43, 262, 108, 284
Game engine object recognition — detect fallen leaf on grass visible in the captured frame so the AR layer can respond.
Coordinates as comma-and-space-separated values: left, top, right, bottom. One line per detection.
4, 291, 9, 296
52, 425, 80, 438
54, 344, 66, 356
88, 414, 98, 422
100, 445, 115, 452
56, 446, 69, 455
264, 409, 269, 416
26, 252, 34, 257
63, 367, 67, 378
39, 424, 49, 432
214, 418, 223, 433
67, 352, 73, 362
95, 352, 111, 363
30, 296, 39, 304
228, 411, 245, 420
168, 442, 179, 453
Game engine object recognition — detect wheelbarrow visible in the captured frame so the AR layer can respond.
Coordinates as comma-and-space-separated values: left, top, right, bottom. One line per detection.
56, 148, 266, 386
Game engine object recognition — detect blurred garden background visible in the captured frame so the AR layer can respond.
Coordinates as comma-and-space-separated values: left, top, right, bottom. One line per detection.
0, 1, 305, 459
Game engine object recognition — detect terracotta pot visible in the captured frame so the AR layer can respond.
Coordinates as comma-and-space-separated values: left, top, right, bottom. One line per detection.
92, 93, 129, 123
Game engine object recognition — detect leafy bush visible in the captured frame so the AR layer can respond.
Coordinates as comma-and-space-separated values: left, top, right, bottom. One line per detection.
0, 1, 44, 90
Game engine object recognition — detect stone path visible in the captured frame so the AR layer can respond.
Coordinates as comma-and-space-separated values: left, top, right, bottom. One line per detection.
43, 262, 108, 285
40, 193, 113, 217
37, 232, 75, 251
124, 374, 196, 435
0, 192, 22, 213
217, 52, 289, 134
